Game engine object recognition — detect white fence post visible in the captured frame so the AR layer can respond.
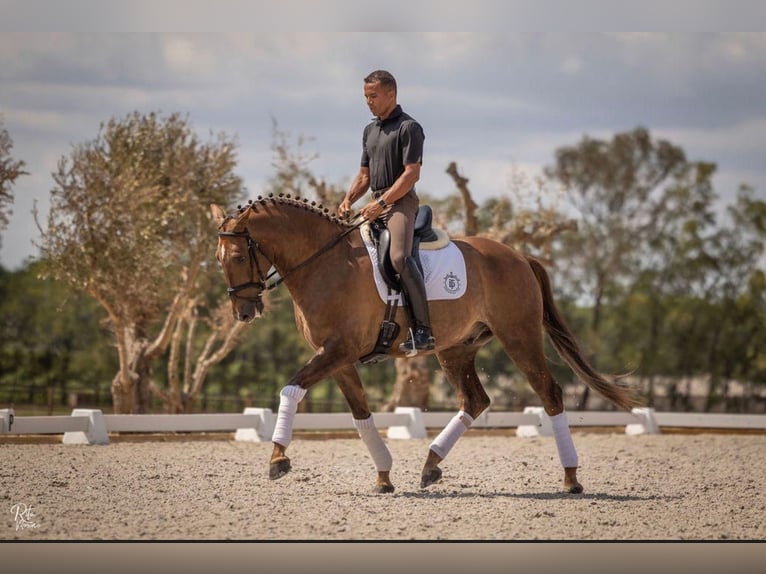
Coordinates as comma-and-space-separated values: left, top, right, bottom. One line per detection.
0, 408, 14, 433
387, 407, 427, 439
516, 406, 553, 437
626, 407, 661, 435
234, 408, 275, 442
62, 409, 109, 445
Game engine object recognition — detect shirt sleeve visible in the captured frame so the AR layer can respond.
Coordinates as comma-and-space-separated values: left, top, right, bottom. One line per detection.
400, 121, 425, 166
360, 126, 370, 167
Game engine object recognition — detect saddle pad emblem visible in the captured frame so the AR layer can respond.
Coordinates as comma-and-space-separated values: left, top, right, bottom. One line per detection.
443, 272, 462, 295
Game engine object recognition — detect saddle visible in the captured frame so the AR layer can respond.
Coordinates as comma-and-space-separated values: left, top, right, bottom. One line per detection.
369, 205, 448, 290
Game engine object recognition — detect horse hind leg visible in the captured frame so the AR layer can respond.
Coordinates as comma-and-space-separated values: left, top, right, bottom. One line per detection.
496, 331, 583, 494
421, 347, 491, 488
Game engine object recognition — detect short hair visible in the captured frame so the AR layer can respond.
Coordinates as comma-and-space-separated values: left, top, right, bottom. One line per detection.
364, 70, 397, 94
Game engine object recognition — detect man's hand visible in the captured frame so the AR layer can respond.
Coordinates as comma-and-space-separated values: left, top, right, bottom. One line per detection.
360, 199, 388, 221
338, 197, 353, 218
340, 167, 371, 217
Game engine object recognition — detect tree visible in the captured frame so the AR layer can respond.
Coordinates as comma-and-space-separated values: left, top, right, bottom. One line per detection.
545, 127, 716, 408
0, 118, 28, 246
684, 185, 766, 410
38, 111, 246, 413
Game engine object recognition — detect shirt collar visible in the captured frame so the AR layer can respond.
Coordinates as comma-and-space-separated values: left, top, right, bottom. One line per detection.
375, 104, 403, 126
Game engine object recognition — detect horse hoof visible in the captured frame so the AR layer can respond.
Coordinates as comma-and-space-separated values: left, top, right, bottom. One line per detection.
420, 467, 442, 488
375, 483, 395, 494
566, 482, 584, 494
269, 458, 291, 480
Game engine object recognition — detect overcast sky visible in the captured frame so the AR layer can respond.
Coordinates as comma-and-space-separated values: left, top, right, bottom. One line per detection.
2, 25, 765, 268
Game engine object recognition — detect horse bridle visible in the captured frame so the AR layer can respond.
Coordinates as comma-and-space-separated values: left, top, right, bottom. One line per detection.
217, 228, 277, 305
217, 213, 367, 304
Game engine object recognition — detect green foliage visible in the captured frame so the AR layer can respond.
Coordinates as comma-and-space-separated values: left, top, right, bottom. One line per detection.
0, 261, 117, 412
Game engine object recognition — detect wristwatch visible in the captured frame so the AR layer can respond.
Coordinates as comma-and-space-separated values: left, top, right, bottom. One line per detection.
377, 197, 388, 208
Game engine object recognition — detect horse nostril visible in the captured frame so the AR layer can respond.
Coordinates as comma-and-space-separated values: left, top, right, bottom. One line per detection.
239, 313, 251, 322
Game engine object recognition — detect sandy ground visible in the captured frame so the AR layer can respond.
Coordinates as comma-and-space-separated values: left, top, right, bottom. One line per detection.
1, 432, 764, 540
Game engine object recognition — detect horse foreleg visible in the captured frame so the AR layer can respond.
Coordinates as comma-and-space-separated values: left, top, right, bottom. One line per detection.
268, 344, 355, 480
334, 365, 395, 493
269, 384, 307, 479
354, 416, 395, 493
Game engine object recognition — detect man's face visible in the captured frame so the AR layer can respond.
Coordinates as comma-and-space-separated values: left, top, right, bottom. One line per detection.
364, 81, 396, 119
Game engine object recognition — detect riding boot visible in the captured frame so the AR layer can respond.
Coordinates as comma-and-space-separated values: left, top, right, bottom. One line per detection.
398, 256, 436, 357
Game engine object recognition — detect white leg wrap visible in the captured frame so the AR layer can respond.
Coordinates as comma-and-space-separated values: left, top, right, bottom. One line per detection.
271, 385, 307, 448
429, 411, 474, 459
353, 416, 393, 472
550, 411, 578, 468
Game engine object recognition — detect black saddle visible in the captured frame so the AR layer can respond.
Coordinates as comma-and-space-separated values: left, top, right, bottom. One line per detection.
371, 205, 438, 290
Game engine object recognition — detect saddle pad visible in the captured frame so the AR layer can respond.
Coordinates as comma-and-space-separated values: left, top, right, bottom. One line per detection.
360, 223, 468, 304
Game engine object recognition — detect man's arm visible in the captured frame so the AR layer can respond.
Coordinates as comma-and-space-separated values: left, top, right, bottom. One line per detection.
338, 166, 370, 216
379, 163, 420, 206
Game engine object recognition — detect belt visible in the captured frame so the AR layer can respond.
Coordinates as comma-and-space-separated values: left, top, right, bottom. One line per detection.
371, 187, 391, 199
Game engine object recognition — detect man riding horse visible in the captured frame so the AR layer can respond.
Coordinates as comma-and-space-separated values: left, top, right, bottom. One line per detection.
338, 69, 435, 356
212, 70, 642, 495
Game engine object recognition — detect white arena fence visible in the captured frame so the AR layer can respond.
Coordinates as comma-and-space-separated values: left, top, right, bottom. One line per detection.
1, 406, 765, 445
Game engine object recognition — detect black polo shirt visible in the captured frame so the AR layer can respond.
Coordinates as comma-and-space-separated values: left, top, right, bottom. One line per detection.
361, 104, 424, 193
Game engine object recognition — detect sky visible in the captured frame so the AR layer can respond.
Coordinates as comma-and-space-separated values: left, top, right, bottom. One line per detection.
1, 5, 765, 270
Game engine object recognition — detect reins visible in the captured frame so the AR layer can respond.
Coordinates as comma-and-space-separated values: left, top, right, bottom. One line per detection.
218, 212, 367, 300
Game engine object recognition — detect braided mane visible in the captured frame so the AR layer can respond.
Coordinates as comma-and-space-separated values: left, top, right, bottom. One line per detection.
233, 193, 355, 227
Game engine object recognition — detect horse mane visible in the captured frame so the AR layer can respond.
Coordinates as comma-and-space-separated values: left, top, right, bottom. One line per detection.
232, 193, 354, 228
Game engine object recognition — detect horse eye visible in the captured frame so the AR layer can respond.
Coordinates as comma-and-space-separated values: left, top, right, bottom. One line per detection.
235, 255, 247, 264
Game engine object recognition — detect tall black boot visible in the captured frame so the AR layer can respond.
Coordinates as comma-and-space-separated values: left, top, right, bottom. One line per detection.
398, 256, 435, 357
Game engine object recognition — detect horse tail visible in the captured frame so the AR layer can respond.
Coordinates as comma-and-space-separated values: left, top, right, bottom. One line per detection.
525, 256, 643, 411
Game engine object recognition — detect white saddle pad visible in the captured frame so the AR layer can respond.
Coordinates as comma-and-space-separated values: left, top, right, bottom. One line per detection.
360, 223, 468, 304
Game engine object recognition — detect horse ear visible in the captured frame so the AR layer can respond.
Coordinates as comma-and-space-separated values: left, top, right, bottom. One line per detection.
210, 204, 227, 227
232, 206, 250, 232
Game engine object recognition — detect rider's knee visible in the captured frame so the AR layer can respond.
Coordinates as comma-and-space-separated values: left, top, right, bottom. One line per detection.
390, 252, 407, 275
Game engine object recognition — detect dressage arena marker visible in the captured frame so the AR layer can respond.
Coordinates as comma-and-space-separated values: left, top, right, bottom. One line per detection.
2, 407, 764, 445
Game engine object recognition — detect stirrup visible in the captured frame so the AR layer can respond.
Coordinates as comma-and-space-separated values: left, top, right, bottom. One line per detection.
399, 327, 435, 357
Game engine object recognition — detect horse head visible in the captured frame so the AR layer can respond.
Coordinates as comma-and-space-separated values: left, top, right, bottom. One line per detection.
211, 203, 270, 323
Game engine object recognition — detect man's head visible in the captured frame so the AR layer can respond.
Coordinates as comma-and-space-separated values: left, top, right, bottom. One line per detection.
364, 70, 397, 120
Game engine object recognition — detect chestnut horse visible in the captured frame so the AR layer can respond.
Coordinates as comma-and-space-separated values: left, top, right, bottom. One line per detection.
211, 196, 640, 494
